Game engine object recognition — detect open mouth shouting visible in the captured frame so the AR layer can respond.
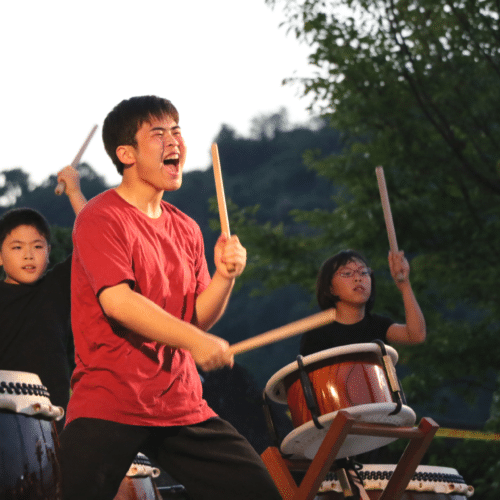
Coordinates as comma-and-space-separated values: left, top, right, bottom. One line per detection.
163, 154, 181, 175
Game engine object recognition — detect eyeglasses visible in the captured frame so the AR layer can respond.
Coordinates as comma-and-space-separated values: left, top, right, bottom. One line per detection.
337, 267, 372, 279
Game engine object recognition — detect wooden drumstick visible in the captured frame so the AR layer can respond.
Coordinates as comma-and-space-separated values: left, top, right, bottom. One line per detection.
375, 166, 399, 253
212, 142, 236, 273
376, 166, 405, 281
55, 124, 98, 195
212, 143, 231, 237
229, 308, 336, 356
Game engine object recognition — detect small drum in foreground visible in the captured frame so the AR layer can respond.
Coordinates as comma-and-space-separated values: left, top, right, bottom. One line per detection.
264, 343, 416, 459
317, 464, 474, 499
0, 370, 65, 500
113, 453, 163, 500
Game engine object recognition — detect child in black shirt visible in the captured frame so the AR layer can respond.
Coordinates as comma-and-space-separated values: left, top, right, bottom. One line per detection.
0, 166, 86, 431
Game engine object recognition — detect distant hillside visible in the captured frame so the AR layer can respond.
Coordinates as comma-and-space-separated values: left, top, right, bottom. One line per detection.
0, 118, 493, 454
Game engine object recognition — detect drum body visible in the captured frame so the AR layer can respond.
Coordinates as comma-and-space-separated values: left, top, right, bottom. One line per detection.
114, 453, 163, 500
0, 370, 64, 500
316, 464, 474, 499
286, 349, 394, 428
264, 344, 416, 459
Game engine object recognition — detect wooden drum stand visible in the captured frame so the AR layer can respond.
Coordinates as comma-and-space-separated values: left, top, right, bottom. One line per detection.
261, 410, 439, 500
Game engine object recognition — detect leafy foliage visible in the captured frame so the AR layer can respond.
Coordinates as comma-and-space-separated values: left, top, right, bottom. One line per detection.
0, 163, 109, 229
236, 0, 500, 495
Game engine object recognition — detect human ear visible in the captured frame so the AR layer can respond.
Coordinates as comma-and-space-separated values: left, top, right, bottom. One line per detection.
116, 145, 136, 166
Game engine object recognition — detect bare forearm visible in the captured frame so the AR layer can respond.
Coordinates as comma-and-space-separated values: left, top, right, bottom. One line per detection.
57, 165, 87, 216
400, 283, 426, 343
195, 271, 235, 331
99, 284, 233, 371
67, 189, 87, 216
100, 284, 213, 351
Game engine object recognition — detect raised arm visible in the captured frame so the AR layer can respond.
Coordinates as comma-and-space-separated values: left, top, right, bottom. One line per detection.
194, 233, 246, 331
385, 250, 427, 345
99, 282, 234, 372
57, 165, 87, 216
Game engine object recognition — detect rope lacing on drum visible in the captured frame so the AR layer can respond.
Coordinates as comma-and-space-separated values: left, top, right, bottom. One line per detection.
132, 455, 153, 467
325, 468, 466, 485
333, 458, 363, 480
331, 458, 365, 499
372, 340, 403, 416
296, 355, 324, 429
0, 381, 50, 398
262, 391, 294, 458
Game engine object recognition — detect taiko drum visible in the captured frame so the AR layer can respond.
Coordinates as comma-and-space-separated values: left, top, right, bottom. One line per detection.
287, 350, 394, 428
264, 343, 417, 459
316, 464, 474, 499
265, 344, 400, 426
0, 370, 65, 500
113, 453, 163, 500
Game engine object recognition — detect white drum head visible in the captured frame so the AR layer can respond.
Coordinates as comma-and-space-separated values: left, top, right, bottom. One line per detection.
127, 453, 160, 478
265, 343, 399, 404
0, 370, 64, 420
281, 403, 416, 460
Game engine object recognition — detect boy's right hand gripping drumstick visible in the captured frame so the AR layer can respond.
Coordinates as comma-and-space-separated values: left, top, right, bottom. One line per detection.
375, 166, 399, 253
228, 309, 336, 356
55, 124, 98, 195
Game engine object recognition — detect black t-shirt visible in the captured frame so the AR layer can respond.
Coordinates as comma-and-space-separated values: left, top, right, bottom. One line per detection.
0, 255, 73, 412
300, 312, 394, 357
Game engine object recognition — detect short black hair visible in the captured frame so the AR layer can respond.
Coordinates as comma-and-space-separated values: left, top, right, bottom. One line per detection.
102, 95, 180, 175
0, 208, 51, 247
316, 250, 376, 312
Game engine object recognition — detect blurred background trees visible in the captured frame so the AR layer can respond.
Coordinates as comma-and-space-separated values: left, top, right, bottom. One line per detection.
2, 1, 500, 490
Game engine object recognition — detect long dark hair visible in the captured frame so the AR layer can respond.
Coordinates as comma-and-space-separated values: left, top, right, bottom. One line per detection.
316, 250, 376, 312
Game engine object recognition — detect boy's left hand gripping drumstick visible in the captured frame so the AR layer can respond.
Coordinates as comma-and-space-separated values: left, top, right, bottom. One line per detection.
55, 124, 98, 195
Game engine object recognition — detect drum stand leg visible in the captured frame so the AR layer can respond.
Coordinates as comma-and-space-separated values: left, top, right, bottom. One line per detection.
377, 417, 438, 500
333, 467, 373, 499
335, 468, 355, 497
261, 410, 439, 500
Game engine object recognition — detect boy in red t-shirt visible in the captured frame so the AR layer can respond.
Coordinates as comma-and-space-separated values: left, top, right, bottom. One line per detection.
59, 95, 281, 500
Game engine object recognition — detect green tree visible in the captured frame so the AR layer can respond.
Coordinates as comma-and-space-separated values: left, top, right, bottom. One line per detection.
226, 0, 500, 495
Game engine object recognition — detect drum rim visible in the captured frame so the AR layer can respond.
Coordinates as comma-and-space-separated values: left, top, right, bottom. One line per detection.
319, 463, 474, 496
265, 343, 399, 403
0, 370, 44, 384
0, 370, 63, 420
280, 403, 416, 460
353, 464, 462, 475
127, 453, 161, 478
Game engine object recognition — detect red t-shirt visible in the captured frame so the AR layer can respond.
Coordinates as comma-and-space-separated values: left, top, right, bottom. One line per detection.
66, 189, 216, 426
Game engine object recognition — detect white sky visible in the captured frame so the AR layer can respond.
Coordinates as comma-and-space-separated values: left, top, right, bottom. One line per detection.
0, 0, 315, 187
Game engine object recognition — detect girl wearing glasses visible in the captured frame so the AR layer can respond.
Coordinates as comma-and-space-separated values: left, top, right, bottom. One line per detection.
300, 250, 426, 356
